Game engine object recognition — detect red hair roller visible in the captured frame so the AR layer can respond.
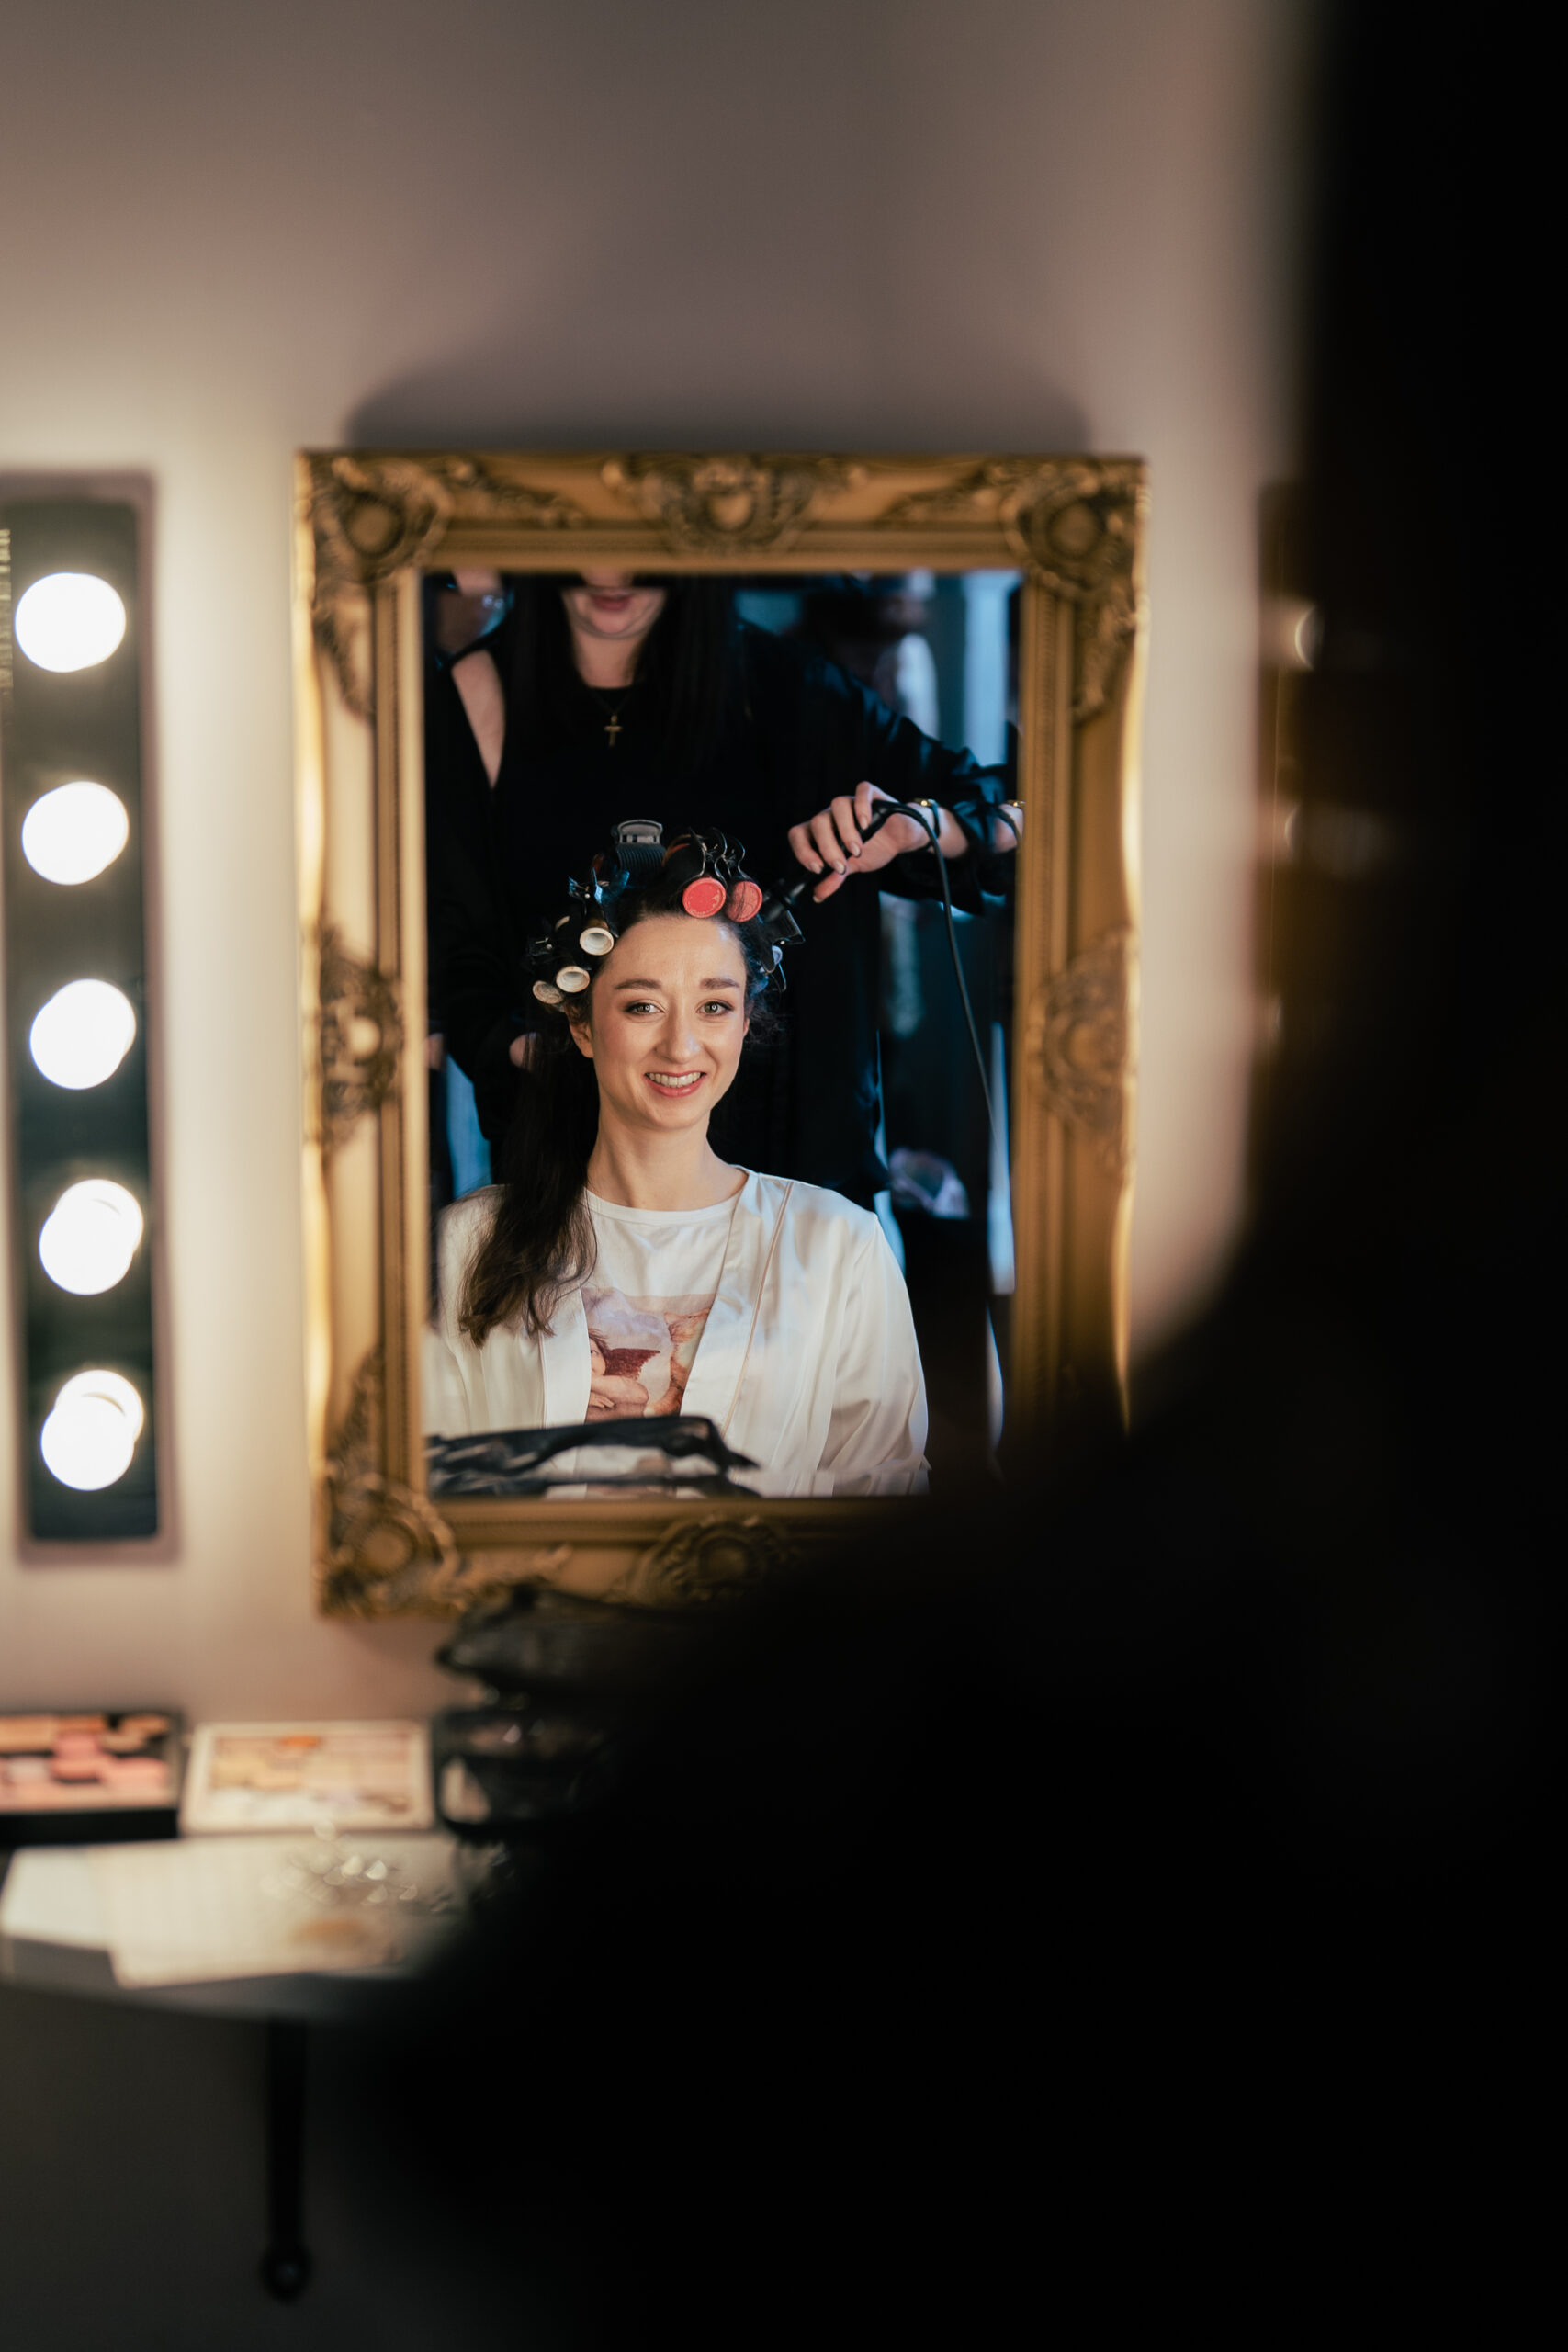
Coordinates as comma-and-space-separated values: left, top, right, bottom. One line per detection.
727, 879, 763, 923
681, 875, 728, 919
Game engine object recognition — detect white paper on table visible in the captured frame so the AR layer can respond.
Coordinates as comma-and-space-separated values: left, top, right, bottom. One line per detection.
87, 1834, 464, 1987
0, 1847, 109, 1956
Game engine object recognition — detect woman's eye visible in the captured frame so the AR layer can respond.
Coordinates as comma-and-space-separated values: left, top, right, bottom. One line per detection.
700, 1000, 737, 1016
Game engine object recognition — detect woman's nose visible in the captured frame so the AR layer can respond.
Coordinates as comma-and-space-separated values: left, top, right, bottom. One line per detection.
658, 1005, 699, 1059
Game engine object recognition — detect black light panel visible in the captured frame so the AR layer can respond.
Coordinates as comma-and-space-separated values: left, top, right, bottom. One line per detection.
1, 493, 157, 1541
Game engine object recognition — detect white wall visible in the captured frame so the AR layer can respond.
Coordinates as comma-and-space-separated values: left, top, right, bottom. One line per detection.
0, 0, 1312, 1715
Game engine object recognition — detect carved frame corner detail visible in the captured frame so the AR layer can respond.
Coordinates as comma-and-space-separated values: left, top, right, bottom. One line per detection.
607, 1512, 808, 1608
600, 453, 867, 554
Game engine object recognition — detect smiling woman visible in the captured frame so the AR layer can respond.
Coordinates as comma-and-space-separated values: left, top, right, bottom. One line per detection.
423, 830, 930, 1498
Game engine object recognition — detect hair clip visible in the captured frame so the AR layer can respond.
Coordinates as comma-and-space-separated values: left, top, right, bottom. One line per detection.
602, 819, 666, 891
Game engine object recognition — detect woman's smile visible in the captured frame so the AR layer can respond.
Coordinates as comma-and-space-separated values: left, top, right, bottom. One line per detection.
561, 571, 668, 657
645, 1069, 705, 1094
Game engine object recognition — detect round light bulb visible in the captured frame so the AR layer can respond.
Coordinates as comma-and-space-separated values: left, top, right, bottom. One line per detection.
28, 979, 137, 1090
14, 572, 127, 673
39, 1180, 144, 1295
40, 1369, 146, 1492
21, 782, 130, 886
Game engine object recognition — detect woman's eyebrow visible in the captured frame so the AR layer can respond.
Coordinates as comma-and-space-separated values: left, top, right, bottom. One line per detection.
611, 976, 743, 991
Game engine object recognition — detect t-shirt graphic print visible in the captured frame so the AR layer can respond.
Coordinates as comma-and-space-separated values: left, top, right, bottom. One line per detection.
580, 1185, 740, 1422
583, 1286, 716, 1419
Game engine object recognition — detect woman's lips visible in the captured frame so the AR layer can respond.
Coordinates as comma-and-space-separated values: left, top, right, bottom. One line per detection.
644, 1070, 704, 1093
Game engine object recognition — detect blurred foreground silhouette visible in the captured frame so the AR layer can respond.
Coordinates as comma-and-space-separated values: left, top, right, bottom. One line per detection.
337, 11, 1551, 2337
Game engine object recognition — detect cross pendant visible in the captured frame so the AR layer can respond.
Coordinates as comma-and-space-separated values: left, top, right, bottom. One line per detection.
604, 711, 622, 748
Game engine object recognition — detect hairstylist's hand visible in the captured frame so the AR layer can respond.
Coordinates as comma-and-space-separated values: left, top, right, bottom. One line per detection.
788, 783, 941, 904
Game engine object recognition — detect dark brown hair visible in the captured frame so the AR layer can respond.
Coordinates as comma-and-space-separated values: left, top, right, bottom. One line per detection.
505, 576, 739, 778
457, 876, 777, 1346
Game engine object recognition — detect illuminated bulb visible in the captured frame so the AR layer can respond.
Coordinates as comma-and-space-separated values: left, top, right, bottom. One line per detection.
1293, 605, 1323, 668
21, 782, 130, 885
39, 1180, 144, 1295
29, 979, 137, 1090
14, 572, 127, 673
39, 1369, 145, 1492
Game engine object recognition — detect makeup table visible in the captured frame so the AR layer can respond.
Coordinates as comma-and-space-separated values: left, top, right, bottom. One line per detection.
0, 1835, 467, 2301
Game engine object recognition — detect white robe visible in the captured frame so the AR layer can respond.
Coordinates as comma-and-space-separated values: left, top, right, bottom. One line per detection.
423, 1171, 929, 1498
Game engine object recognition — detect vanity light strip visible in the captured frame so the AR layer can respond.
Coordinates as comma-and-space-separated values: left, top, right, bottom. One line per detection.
0, 490, 159, 1543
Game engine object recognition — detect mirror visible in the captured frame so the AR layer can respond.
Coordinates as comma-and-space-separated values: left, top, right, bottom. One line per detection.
296, 453, 1144, 1613
423, 566, 1020, 1490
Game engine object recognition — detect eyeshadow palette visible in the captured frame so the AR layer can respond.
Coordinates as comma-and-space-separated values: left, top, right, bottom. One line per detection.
179, 1722, 434, 1836
0, 1711, 183, 1843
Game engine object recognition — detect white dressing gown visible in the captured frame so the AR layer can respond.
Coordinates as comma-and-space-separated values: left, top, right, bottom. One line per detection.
423, 1171, 929, 1497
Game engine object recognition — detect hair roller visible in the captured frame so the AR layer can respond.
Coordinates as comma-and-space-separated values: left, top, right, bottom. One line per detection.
681, 875, 728, 918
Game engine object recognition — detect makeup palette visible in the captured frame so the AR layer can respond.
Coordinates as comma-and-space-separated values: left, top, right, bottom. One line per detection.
0, 1710, 183, 1843
178, 1722, 434, 1836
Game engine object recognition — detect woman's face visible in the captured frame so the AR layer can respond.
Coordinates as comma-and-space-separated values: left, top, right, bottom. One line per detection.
560, 571, 667, 654
570, 914, 749, 1135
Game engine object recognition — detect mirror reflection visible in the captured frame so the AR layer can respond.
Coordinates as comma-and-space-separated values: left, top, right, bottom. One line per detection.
421, 569, 1021, 1497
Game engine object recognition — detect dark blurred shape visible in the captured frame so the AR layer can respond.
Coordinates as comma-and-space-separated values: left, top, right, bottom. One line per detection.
335, 10, 1547, 2335
792, 571, 931, 706
436, 1585, 718, 1705
432, 1702, 616, 1833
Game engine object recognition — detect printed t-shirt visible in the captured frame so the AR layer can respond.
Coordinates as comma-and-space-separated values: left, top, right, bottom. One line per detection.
582, 1188, 739, 1420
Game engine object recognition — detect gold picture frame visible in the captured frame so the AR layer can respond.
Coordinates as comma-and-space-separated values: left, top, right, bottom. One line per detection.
294, 450, 1145, 1615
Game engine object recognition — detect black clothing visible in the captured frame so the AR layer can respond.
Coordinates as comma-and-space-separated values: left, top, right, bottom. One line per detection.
425, 617, 1001, 1205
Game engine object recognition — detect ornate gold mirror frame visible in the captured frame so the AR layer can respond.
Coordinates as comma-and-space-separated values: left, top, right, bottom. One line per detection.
293, 451, 1145, 1615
